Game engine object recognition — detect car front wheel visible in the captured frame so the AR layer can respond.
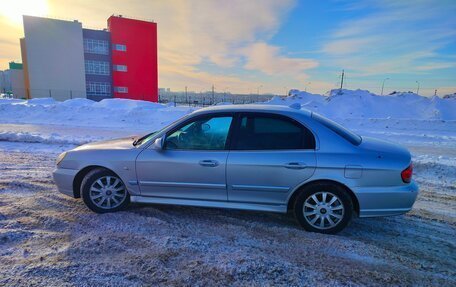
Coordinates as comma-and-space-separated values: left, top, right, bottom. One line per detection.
81, 168, 130, 213
294, 183, 353, 234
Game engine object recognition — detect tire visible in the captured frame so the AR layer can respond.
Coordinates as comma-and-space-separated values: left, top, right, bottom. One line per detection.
293, 183, 353, 234
81, 168, 130, 213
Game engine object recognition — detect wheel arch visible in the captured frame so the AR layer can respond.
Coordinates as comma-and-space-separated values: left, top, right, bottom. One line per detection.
287, 179, 360, 216
72, 165, 118, 198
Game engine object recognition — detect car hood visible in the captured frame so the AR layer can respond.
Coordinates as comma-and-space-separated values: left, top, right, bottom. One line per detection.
73, 136, 138, 151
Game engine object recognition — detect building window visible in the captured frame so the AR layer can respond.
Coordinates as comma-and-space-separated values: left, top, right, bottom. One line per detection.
114, 86, 128, 93
86, 81, 111, 97
84, 38, 109, 55
113, 65, 128, 72
85, 60, 110, 75
113, 44, 127, 51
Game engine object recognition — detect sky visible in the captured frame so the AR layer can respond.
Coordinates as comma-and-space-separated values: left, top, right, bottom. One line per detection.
0, 0, 455, 96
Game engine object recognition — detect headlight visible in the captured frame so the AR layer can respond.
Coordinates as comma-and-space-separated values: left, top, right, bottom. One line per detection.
56, 152, 67, 166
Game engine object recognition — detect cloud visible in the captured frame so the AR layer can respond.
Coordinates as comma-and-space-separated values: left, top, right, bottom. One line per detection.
0, 16, 23, 68
321, 0, 456, 75
50, 0, 300, 93
415, 62, 456, 71
322, 37, 377, 55
242, 42, 318, 76
1, 0, 301, 91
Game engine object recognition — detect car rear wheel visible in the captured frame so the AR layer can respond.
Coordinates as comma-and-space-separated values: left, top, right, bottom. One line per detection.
81, 168, 130, 213
294, 183, 353, 234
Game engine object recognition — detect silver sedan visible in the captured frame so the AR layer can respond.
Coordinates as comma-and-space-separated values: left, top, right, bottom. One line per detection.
53, 104, 418, 234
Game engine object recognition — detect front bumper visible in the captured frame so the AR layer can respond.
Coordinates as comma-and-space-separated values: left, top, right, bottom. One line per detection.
53, 167, 79, 198
354, 181, 419, 217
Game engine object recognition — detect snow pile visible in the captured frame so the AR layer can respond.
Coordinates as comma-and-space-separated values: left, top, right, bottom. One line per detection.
92, 98, 166, 110
0, 98, 194, 129
0, 98, 25, 105
266, 89, 456, 120
1, 89, 455, 130
0, 131, 96, 145
0, 89, 455, 148
60, 98, 95, 108
26, 98, 59, 106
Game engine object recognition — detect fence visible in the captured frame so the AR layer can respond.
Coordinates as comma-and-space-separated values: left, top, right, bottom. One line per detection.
2, 88, 283, 106
3, 88, 109, 102
158, 92, 279, 106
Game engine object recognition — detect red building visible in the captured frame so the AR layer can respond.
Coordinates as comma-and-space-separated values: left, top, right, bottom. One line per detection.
108, 15, 158, 102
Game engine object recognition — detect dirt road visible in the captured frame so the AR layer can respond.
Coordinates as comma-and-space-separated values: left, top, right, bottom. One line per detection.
0, 149, 455, 286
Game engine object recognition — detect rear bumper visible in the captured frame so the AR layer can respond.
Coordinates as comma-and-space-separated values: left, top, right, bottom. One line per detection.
354, 181, 419, 217
53, 167, 78, 198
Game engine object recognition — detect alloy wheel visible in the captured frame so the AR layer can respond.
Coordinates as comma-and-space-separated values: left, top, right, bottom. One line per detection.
89, 176, 127, 209
302, 191, 345, 230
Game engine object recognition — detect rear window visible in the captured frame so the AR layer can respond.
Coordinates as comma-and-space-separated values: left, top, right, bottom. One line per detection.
233, 114, 316, 150
312, 113, 362, 145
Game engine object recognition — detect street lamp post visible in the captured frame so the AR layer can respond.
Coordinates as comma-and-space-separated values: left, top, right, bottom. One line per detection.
305, 82, 311, 92
416, 81, 420, 95
381, 78, 389, 96
257, 85, 263, 95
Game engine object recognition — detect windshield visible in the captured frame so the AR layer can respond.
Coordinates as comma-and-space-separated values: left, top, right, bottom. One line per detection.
134, 114, 193, 147
312, 112, 362, 145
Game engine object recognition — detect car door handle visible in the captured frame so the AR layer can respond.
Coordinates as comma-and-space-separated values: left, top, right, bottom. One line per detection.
199, 160, 219, 167
284, 162, 307, 169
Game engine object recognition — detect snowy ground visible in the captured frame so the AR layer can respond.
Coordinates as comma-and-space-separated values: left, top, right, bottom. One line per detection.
0, 90, 455, 286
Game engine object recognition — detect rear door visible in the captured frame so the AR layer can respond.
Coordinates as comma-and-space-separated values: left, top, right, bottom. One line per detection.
227, 112, 316, 205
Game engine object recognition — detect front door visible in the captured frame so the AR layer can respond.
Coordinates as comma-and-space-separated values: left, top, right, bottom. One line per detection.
136, 114, 234, 201
227, 113, 317, 205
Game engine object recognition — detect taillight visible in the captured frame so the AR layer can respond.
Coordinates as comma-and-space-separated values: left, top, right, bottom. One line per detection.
401, 164, 413, 183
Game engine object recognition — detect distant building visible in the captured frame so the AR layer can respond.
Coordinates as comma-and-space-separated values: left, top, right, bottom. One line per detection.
159, 88, 171, 94
108, 16, 158, 102
82, 28, 112, 100
17, 15, 158, 102
0, 70, 11, 93
21, 16, 86, 100
0, 62, 25, 97
9, 62, 26, 98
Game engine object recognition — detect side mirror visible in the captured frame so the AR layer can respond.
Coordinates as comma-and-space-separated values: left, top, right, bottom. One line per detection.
152, 137, 164, 150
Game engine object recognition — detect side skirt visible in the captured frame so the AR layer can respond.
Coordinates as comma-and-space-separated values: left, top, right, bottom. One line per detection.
130, 196, 287, 213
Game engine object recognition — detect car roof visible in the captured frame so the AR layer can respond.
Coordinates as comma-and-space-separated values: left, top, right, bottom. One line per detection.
192, 104, 313, 117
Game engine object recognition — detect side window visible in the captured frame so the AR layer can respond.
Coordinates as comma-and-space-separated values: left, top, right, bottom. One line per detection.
234, 114, 315, 150
165, 116, 233, 150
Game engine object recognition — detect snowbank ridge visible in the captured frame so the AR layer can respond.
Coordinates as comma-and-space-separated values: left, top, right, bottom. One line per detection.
267, 89, 456, 120
0, 89, 455, 130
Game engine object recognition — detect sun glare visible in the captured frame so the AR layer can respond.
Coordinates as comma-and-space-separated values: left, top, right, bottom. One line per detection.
0, 0, 49, 25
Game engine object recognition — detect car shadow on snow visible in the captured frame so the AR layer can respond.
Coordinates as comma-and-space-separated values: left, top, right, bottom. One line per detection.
127, 202, 412, 237
129, 203, 299, 229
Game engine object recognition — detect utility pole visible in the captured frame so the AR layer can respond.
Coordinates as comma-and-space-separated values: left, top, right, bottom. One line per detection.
416, 81, 420, 94
381, 77, 390, 96
434, 89, 437, 97
211, 84, 215, 104
257, 85, 262, 95
339, 69, 345, 91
